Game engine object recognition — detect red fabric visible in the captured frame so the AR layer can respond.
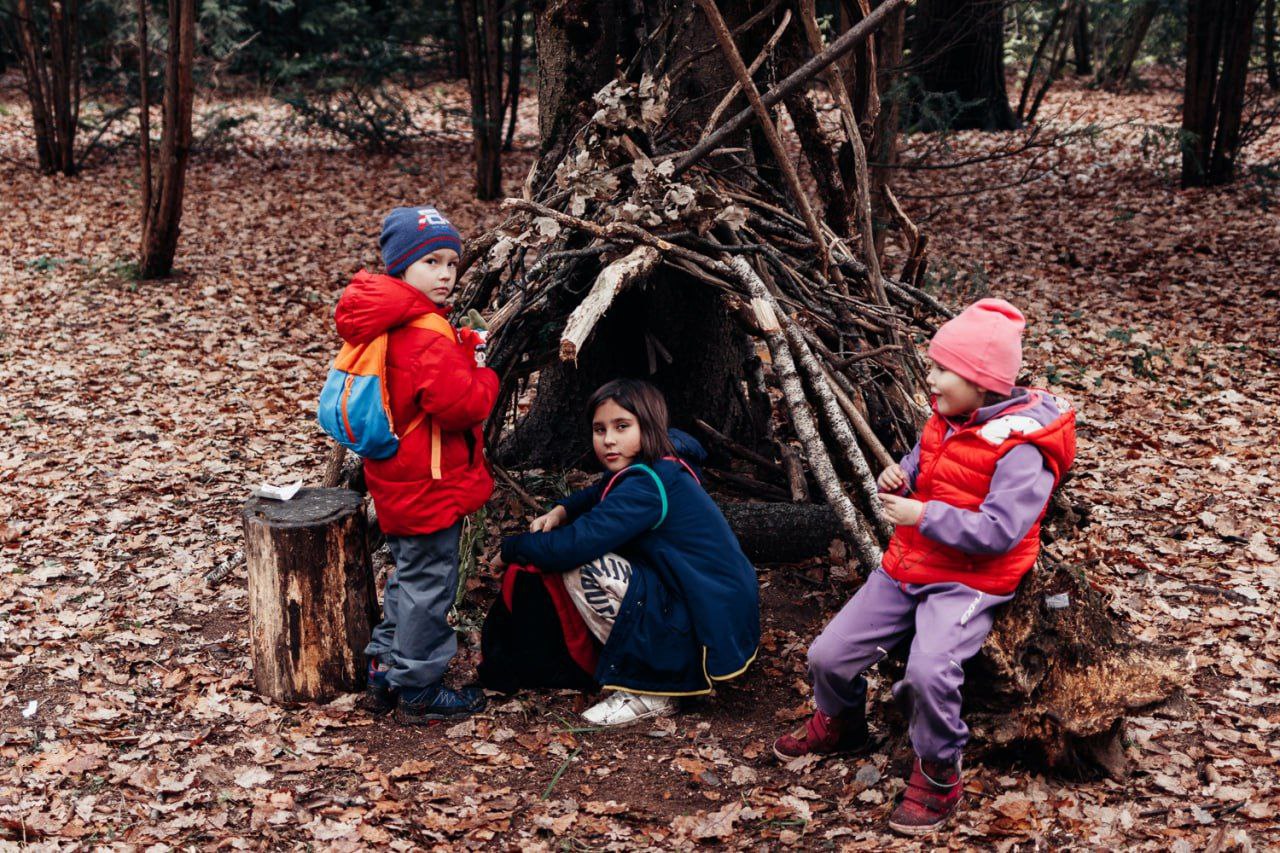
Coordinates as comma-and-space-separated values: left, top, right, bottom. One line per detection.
334, 270, 499, 534
501, 564, 599, 676
882, 393, 1076, 594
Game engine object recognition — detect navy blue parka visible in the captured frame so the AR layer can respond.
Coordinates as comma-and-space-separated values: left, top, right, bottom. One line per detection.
500, 431, 760, 695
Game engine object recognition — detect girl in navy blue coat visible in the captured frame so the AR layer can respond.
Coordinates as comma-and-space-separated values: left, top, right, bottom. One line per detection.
500, 379, 760, 726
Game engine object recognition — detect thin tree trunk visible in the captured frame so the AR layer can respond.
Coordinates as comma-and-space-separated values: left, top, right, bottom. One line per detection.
460, 0, 504, 199
1266, 0, 1278, 90
137, 0, 151, 238
503, 0, 526, 151
1072, 1, 1091, 75
483, 0, 504, 194
1095, 0, 1158, 90
870, 0, 906, 258
139, 0, 196, 279
1018, 0, 1081, 123
7, 0, 80, 174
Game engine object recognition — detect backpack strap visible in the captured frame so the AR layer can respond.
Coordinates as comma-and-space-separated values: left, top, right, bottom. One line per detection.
399, 313, 456, 478
600, 463, 668, 530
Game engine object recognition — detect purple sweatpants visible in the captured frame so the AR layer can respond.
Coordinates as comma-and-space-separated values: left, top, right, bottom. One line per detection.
808, 567, 1013, 765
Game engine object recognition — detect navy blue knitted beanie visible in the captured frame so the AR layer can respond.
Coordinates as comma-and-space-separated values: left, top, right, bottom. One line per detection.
380, 206, 463, 276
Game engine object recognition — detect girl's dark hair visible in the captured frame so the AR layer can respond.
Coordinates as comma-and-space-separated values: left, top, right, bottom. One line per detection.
586, 379, 677, 463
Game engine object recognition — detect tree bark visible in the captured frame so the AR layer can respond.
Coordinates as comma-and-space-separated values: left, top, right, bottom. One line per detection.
138, 0, 196, 279
1267, 0, 1279, 90
869, 0, 906, 258
910, 0, 1018, 131
1095, 0, 1158, 90
6, 0, 80, 175
1017, 0, 1083, 124
1181, 0, 1262, 187
530, 0, 619, 191
1072, 1, 1091, 75
503, 0, 526, 151
242, 489, 378, 703
718, 500, 840, 562
498, 273, 752, 468
459, 0, 505, 199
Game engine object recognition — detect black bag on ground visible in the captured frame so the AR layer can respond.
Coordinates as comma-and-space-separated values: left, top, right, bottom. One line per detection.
477, 566, 599, 694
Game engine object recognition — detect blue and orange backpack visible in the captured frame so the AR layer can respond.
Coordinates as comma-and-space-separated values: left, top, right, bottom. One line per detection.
316, 313, 454, 465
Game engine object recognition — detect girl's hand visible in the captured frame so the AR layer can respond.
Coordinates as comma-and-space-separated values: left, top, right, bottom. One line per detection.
529, 505, 568, 533
880, 494, 924, 527
877, 463, 908, 493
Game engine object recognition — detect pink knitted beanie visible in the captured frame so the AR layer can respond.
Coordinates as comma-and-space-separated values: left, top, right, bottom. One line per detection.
927, 298, 1025, 395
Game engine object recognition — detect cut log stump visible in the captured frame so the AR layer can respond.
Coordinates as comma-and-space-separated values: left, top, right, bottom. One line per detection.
242, 488, 377, 703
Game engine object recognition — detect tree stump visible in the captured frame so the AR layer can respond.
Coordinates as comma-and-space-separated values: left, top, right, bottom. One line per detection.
242, 488, 377, 703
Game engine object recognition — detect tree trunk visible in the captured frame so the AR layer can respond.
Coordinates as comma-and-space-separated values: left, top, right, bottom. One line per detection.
6, 0, 80, 175
503, 0, 526, 151
1265, 0, 1278, 90
1095, 0, 1158, 90
500, 0, 758, 468
498, 276, 754, 468
1181, 0, 1262, 187
1072, 1, 1091, 75
1017, 0, 1083, 124
242, 489, 378, 703
459, 0, 505, 199
910, 0, 1017, 130
869, 0, 907, 259
138, 0, 196, 279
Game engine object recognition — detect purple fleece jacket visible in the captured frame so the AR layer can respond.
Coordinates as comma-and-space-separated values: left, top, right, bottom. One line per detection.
893, 388, 1060, 556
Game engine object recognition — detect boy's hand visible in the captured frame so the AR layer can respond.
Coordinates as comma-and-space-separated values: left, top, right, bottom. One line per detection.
877, 463, 908, 493
880, 494, 924, 527
458, 308, 489, 332
529, 505, 568, 533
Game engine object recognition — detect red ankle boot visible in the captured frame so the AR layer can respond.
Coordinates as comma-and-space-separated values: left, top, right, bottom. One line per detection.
773, 709, 869, 762
887, 757, 963, 835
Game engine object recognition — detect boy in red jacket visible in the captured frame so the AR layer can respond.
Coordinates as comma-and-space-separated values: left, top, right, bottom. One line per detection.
334, 206, 498, 723
773, 299, 1076, 836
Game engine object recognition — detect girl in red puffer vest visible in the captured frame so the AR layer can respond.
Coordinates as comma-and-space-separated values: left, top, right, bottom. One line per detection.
773, 299, 1076, 837
334, 206, 498, 724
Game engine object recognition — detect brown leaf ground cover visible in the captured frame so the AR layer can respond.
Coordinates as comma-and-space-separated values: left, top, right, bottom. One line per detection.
1, 72, 1277, 849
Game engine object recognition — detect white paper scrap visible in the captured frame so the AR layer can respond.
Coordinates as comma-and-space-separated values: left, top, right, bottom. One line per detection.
254, 482, 302, 501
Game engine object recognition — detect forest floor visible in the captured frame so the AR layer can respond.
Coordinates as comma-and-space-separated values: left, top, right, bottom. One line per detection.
1, 70, 1278, 849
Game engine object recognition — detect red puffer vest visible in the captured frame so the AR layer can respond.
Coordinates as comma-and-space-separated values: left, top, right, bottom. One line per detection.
882, 391, 1076, 594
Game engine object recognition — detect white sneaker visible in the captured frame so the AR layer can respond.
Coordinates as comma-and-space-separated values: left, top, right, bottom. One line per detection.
582, 691, 676, 727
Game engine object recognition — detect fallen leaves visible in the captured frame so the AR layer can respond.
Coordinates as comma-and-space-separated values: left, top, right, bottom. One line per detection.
0, 71, 1277, 850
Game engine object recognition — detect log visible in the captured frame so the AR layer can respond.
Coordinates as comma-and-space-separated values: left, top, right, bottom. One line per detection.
717, 500, 840, 564
242, 488, 377, 703
965, 554, 1188, 777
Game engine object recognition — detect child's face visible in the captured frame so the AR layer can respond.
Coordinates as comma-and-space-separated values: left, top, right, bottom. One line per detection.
592, 399, 643, 473
926, 361, 986, 418
402, 249, 459, 306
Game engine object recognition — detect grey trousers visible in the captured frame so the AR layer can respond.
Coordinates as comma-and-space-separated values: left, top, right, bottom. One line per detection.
365, 522, 463, 691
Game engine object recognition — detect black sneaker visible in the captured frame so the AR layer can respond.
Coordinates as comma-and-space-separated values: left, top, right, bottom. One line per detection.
395, 683, 487, 725
360, 657, 396, 715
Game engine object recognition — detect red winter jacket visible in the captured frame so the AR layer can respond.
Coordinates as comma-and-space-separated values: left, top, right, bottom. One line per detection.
882, 393, 1076, 594
334, 270, 499, 535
